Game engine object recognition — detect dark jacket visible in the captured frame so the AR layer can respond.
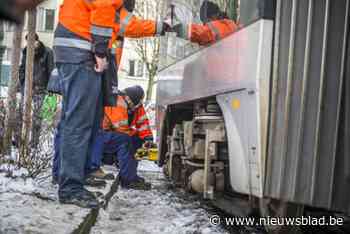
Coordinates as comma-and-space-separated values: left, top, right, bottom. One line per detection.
19, 41, 54, 93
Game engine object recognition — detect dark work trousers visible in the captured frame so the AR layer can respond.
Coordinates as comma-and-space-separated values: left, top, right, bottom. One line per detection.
91, 131, 144, 184
57, 62, 102, 197
52, 120, 101, 180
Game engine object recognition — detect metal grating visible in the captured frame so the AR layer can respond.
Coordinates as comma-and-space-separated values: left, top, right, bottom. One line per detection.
265, 0, 350, 213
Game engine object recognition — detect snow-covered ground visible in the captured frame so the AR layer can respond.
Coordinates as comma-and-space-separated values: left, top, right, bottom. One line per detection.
0, 171, 90, 234
92, 161, 229, 234
0, 161, 246, 234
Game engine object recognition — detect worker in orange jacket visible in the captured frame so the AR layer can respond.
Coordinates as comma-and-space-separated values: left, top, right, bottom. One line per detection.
88, 0, 170, 181
53, 0, 124, 208
91, 86, 154, 190
173, 1, 238, 46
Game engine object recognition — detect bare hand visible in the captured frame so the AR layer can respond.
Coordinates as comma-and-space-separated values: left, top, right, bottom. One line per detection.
94, 56, 108, 73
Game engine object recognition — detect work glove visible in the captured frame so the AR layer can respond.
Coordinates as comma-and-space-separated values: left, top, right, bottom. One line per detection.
143, 137, 156, 149
161, 22, 172, 36
172, 23, 187, 39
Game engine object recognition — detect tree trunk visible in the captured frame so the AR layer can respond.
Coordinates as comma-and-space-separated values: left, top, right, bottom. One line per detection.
146, 71, 155, 101
0, 22, 6, 155
20, 9, 36, 164
2, 22, 23, 155
0, 22, 5, 86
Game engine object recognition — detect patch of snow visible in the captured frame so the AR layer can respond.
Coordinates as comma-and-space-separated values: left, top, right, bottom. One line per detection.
0, 172, 89, 234
91, 165, 228, 234
138, 160, 162, 172
0, 192, 88, 234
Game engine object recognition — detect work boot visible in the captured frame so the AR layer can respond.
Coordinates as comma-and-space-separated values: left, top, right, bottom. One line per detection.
89, 168, 115, 180
52, 176, 58, 185
121, 177, 151, 190
59, 188, 99, 209
102, 153, 115, 165
84, 177, 107, 187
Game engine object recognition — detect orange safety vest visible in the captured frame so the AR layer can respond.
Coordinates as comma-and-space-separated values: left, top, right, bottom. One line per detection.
188, 19, 237, 46
59, 0, 123, 41
103, 96, 152, 139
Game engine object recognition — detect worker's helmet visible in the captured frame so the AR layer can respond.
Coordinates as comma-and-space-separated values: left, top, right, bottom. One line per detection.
124, 0, 136, 12
200, 1, 222, 23
123, 85, 145, 106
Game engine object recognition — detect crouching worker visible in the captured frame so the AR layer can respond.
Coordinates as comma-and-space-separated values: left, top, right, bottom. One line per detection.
91, 85, 153, 190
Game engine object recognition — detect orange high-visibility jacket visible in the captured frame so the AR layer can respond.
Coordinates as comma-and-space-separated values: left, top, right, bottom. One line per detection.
187, 19, 237, 46
114, 7, 163, 38
59, 0, 123, 40
103, 95, 153, 140
109, 7, 164, 67
54, 0, 123, 63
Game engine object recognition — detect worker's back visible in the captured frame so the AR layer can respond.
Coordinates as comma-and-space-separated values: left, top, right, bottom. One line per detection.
54, 0, 123, 64
58, 0, 91, 40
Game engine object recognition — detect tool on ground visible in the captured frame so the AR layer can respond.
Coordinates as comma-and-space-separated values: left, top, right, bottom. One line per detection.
135, 147, 158, 161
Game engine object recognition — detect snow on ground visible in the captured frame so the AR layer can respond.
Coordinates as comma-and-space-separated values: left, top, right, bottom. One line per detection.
0, 192, 88, 234
0, 171, 89, 234
91, 161, 229, 234
0, 161, 240, 234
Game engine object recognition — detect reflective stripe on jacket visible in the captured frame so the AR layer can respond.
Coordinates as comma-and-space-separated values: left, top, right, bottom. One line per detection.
188, 19, 237, 46
103, 96, 152, 139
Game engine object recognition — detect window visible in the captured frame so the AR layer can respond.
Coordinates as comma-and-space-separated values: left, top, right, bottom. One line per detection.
129, 60, 144, 77
136, 61, 144, 77
37, 8, 55, 31
44, 9, 55, 31
129, 60, 135, 77
0, 63, 11, 86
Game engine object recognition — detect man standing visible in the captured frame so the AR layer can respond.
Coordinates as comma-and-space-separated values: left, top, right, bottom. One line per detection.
19, 33, 54, 148
53, 0, 123, 208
